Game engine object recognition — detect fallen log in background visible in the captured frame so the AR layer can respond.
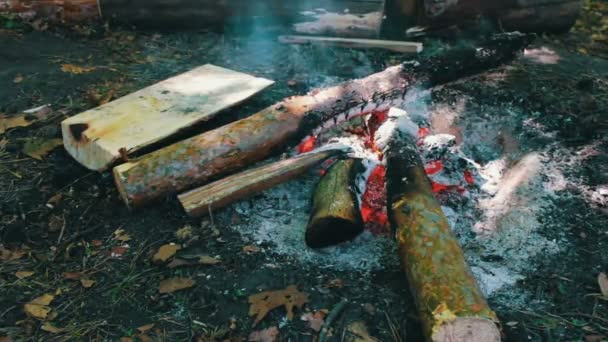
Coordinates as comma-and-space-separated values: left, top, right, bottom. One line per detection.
178, 149, 341, 217
61, 64, 274, 171
305, 159, 364, 248
385, 118, 499, 342
113, 33, 533, 208
278, 35, 423, 54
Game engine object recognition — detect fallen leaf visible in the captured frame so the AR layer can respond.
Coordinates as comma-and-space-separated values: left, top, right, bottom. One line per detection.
15, 271, 34, 279
22, 138, 63, 160
301, 310, 327, 332
152, 244, 181, 263
113, 228, 131, 242
48, 215, 65, 233
137, 323, 154, 333
175, 225, 193, 240
47, 193, 62, 205
110, 246, 128, 257
243, 245, 260, 254
248, 326, 279, 342
345, 321, 380, 342
41, 323, 64, 333
198, 255, 221, 265
13, 74, 24, 83
599, 272, 608, 298
63, 272, 83, 280
80, 278, 95, 288
0, 114, 31, 135
158, 277, 195, 294
23, 293, 54, 319
248, 285, 309, 327
137, 334, 153, 342
90, 240, 103, 247
0, 246, 26, 261
166, 258, 193, 269
61, 64, 97, 74
119, 338, 133, 342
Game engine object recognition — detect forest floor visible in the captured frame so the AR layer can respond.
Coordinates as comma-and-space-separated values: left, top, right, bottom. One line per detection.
0, 1, 607, 341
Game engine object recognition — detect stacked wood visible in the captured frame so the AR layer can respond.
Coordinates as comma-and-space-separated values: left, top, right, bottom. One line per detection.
385, 118, 500, 342
305, 159, 364, 248
178, 149, 341, 218
61, 64, 273, 171
113, 32, 533, 208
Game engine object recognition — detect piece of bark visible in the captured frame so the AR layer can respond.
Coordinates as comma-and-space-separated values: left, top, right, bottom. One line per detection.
61, 64, 273, 171
306, 159, 364, 248
385, 122, 500, 342
178, 149, 340, 217
279, 35, 423, 54
113, 33, 533, 208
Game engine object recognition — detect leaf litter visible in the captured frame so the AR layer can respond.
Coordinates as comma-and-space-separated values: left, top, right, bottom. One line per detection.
152, 244, 181, 263
248, 326, 279, 342
23, 293, 55, 319
21, 138, 63, 160
248, 285, 309, 327
158, 277, 195, 294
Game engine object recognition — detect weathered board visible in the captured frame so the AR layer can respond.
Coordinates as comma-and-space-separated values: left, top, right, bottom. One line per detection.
279, 35, 423, 53
61, 64, 274, 171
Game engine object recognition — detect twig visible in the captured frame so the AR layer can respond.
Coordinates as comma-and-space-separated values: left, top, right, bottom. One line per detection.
319, 299, 348, 342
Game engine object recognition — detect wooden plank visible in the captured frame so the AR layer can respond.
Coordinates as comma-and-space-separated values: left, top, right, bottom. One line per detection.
61, 64, 274, 171
278, 35, 423, 53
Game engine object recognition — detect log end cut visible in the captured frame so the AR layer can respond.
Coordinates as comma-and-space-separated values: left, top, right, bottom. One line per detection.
61, 120, 119, 171
432, 317, 501, 342
305, 216, 364, 248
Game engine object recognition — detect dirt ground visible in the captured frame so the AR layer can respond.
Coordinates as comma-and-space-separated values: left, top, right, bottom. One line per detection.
1, 1, 607, 341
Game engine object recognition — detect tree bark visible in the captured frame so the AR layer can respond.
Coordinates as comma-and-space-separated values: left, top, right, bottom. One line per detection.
386, 128, 499, 342
178, 149, 339, 218
306, 159, 364, 248
113, 33, 533, 208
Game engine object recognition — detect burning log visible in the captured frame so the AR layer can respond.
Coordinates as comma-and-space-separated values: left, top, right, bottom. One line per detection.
178, 149, 341, 218
113, 33, 533, 208
305, 159, 364, 248
385, 113, 499, 342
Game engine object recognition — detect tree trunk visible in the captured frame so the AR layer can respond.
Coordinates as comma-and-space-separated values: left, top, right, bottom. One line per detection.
306, 159, 364, 248
113, 33, 533, 208
385, 127, 500, 342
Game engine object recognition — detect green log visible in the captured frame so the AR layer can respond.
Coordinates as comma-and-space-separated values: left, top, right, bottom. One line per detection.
306, 159, 364, 248
385, 127, 500, 342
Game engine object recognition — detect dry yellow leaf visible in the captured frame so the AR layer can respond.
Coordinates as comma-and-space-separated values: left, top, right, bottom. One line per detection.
152, 244, 181, 263
41, 323, 64, 333
63, 272, 82, 280
22, 138, 63, 160
0, 246, 26, 261
80, 278, 96, 288
15, 271, 34, 279
113, 228, 131, 242
198, 255, 221, 265
137, 323, 154, 333
61, 64, 97, 74
24, 293, 55, 319
248, 285, 309, 327
0, 115, 31, 135
158, 277, 195, 294
243, 245, 260, 254
599, 272, 608, 298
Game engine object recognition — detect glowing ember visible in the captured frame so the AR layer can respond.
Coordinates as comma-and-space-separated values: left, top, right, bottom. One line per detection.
431, 181, 466, 194
361, 165, 389, 234
464, 170, 475, 185
298, 135, 317, 154
425, 160, 444, 175
417, 127, 430, 139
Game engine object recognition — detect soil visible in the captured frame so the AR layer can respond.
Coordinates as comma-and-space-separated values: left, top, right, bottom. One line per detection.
0, 1, 607, 341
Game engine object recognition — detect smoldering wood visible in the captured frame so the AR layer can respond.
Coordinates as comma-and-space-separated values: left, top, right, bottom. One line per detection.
385, 125, 500, 342
305, 159, 364, 248
113, 33, 533, 208
178, 149, 340, 218
278, 35, 423, 54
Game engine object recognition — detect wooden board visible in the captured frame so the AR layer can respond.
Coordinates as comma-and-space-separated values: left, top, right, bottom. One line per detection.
278, 35, 423, 53
61, 64, 274, 171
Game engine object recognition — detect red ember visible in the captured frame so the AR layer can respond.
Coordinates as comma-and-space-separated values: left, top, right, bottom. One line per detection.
361, 165, 389, 234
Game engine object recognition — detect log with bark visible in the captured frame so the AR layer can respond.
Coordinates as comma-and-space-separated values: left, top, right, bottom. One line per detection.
178, 148, 342, 218
385, 113, 499, 342
305, 159, 364, 248
113, 32, 533, 208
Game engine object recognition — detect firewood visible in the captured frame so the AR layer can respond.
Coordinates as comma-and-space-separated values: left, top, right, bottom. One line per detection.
178, 149, 341, 217
113, 33, 533, 208
278, 36, 423, 54
61, 64, 273, 171
385, 112, 500, 342
306, 159, 364, 248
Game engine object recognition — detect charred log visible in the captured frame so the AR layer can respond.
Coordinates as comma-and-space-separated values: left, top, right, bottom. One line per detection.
113, 33, 533, 208
305, 159, 364, 248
